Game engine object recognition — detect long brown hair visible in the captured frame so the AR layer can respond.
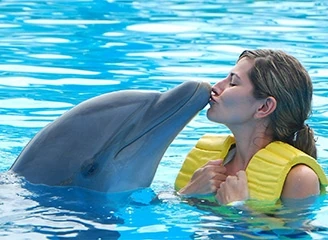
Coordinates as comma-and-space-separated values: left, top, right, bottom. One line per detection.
238, 49, 317, 158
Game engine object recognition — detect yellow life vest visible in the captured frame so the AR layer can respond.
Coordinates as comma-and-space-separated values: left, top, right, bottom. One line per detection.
175, 134, 328, 203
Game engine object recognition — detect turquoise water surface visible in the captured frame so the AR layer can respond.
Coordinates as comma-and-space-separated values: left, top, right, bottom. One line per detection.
1, 0, 328, 239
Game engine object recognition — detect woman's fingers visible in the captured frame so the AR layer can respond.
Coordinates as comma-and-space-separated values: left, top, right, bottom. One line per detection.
182, 159, 227, 195
215, 170, 249, 204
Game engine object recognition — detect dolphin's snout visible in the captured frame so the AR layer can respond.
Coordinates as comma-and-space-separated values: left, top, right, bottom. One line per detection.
192, 81, 212, 109
198, 81, 212, 96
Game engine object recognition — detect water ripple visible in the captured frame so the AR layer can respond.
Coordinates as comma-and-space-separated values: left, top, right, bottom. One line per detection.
0, 77, 120, 87
0, 64, 99, 75
24, 19, 120, 25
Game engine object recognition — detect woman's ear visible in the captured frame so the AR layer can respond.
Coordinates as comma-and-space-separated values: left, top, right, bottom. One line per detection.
255, 96, 277, 119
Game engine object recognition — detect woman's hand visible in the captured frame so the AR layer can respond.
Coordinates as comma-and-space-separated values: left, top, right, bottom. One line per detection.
215, 170, 249, 204
179, 159, 227, 196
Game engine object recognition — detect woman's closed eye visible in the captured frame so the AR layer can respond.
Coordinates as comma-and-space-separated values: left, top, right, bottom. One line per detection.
229, 73, 239, 87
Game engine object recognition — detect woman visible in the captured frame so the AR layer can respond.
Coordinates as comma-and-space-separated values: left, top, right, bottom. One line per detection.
175, 49, 327, 205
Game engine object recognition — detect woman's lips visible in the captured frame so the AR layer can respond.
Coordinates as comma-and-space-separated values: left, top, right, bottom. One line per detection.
209, 96, 217, 106
210, 92, 218, 103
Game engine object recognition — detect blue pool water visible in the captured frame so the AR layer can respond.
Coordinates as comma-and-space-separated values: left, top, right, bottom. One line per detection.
1, 0, 328, 239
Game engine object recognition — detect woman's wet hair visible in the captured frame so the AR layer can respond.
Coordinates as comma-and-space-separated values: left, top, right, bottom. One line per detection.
238, 49, 317, 158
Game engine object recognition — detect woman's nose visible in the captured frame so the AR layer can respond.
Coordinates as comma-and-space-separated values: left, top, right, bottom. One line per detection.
212, 79, 227, 96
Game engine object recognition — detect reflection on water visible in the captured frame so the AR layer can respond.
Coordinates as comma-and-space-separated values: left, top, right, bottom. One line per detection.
0, 0, 328, 239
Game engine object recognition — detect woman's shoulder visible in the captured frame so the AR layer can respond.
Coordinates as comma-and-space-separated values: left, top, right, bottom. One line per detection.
281, 164, 320, 199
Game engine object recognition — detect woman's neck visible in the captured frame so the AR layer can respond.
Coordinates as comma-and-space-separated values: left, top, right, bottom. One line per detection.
225, 124, 272, 176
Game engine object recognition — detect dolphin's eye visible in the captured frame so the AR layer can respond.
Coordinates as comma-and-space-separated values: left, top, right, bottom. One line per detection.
81, 161, 99, 177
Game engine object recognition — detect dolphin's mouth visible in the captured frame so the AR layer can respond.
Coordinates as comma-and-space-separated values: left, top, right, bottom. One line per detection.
115, 82, 211, 157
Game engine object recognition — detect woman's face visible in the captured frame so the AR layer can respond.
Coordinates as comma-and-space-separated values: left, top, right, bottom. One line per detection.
207, 57, 264, 127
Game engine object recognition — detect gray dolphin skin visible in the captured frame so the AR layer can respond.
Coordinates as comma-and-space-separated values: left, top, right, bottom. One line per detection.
10, 81, 211, 193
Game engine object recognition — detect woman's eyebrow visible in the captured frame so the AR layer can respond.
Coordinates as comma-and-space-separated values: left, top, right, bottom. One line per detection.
230, 72, 241, 80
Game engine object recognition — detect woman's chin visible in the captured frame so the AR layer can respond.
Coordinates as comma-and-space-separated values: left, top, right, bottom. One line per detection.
206, 109, 216, 122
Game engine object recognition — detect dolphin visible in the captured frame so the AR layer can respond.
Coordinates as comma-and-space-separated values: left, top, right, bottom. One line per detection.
10, 81, 211, 193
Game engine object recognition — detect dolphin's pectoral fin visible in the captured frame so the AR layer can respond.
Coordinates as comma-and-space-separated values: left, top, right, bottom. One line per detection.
81, 159, 99, 178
